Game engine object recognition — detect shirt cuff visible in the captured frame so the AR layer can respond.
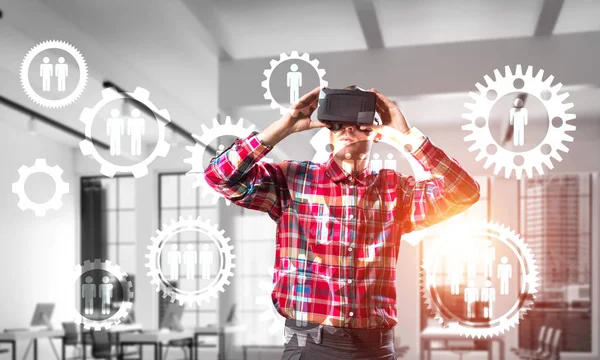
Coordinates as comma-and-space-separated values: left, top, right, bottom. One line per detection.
226, 132, 273, 168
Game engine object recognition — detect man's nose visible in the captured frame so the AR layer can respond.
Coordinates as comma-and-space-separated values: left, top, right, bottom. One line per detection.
343, 125, 356, 133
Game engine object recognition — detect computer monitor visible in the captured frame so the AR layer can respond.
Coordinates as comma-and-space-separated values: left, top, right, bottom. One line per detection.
30, 303, 55, 329
160, 303, 184, 331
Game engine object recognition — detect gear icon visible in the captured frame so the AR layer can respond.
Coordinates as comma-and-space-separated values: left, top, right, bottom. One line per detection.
262, 51, 328, 116
145, 216, 235, 306
73, 259, 134, 330
309, 127, 428, 246
20, 40, 88, 108
12, 159, 70, 217
462, 65, 576, 180
79, 87, 171, 178
256, 267, 288, 338
421, 221, 539, 339
185, 116, 265, 206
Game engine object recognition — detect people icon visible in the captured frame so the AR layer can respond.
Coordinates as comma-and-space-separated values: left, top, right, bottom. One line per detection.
183, 244, 198, 280
497, 256, 512, 295
55, 57, 69, 92
287, 63, 302, 104
167, 244, 181, 281
127, 109, 145, 156
294, 275, 312, 327
447, 257, 462, 295
464, 280, 479, 319
509, 98, 528, 147
370, 153, 383, 173
99, 276, 113, 315
40, 57, 53, 92
480, 279, 496, 319
199, 244, 214, 280
107, 109, 125, 156
82, 276, 96, 315
384, 153, 397, 171
483, 240, 496, 278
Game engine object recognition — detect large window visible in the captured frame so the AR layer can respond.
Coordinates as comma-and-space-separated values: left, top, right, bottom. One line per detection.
518, 173, 594, 353
159, 173, 219, 328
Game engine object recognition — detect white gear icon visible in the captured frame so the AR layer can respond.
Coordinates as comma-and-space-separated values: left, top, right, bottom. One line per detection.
462, 65, 576, 180
20, 40, 88, 108
421, 221, 539, 339
256, 267, 288, 339
79, 87, 171, 178
73, 259, 134, 331
185, 116, 272, 206
12, 158, 70, 217
309, 128, 428, 246
145, 216, 235, 306
262, 51, 328, 116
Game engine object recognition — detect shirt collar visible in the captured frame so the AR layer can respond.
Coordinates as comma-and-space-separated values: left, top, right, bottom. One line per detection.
324, 154, 372, 185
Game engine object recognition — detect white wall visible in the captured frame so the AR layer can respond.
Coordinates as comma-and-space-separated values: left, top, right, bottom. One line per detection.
0, 116, 77, 356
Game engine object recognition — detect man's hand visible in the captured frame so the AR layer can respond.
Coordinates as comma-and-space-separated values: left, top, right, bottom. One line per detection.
359, 88, 411, 142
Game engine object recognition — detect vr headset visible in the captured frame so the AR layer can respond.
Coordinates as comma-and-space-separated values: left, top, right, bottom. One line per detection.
317, 88, 377, 131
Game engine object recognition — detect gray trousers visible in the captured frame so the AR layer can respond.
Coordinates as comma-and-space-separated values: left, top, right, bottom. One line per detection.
280, 319, 397, 360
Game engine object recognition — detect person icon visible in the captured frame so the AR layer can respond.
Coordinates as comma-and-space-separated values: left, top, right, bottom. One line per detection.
198, 244, 214, 280
287, 63, 302, 104
384, 153, 397, 171
447, 256, 462, 295
167, 244, 181, 280
294, 275, 312, 327
509, 98, 528, 147
55, 56, 69, 92
107, 109, 125, 156
183, 244, 198, 280
82, 276, 96, 315
483, 240, 496, 278
127, 109, 145, 156
40, 57, 53, 92
464, 280, 479, 319
480, 279, 496, 319
370, 153, 383, 173
99, 276, 113, 315
497, 256, 512, 295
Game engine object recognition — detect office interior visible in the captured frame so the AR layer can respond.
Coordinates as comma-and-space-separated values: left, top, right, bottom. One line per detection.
0, 1, 599, 359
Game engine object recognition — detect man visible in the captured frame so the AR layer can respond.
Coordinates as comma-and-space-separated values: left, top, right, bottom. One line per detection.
204, 86, 480, 359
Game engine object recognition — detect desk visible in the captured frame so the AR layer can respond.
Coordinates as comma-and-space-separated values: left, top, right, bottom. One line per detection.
242, 345, 284, 360
119, 330, 194, 360
193, 327, 223, 360
80, 324, 143, 360
0, 329, 64, 360
420, 326, 505, 360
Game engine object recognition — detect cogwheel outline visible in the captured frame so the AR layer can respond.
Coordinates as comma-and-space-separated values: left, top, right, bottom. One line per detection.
79, 87, 171, 178
261, 51, 328, 116
20, 40, 88, 108
421, 221, 539, 339
73, 259, 134, 331
11, 158, 70, 217
184, 116, 272, 206
256, 267, 287, 337
462, 65, 576, 180
145, 216, 235, 306
309, 127, 428, 246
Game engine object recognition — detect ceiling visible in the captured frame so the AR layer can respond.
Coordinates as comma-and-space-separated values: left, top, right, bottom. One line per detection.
0, 0, 598, 163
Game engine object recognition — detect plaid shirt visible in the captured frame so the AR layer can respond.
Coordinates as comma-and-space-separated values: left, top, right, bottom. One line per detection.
204, 128, 480, 329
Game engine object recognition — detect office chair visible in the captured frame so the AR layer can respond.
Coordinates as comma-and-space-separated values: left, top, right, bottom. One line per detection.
395, 344, 410, 358
90, 331, 139, 360
517, 327, 562, 360
62, 322, 83, 360
511, 325, 547, 358
163, 338, 193, 360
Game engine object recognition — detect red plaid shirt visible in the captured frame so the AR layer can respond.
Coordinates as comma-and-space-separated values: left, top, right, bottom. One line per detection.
204, 128, 480, 329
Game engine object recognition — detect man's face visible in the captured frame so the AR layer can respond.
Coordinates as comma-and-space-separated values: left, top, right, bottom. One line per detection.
328, 124, 373, 161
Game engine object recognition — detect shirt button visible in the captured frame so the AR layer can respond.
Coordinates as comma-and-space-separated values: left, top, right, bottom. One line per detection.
349, 214, 354, 220
348, 279, 353, 284
348, 247, 353, 252
349, 312, 354, 317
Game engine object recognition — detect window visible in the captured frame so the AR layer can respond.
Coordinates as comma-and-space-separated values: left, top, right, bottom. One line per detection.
159, 173, 219, 328
419, 176, 491, 329
518, 173, 594, 353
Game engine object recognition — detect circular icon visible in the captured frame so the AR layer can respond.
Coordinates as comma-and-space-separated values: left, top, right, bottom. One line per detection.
421, 221, 538, 338
11, 158, 69, 217
73, 259, 133, 330
79, 87, 171, 178
262, 51, 328, 116
146, 216, 235, 306
20, 40, 88, 108
462, 65, 576, 179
